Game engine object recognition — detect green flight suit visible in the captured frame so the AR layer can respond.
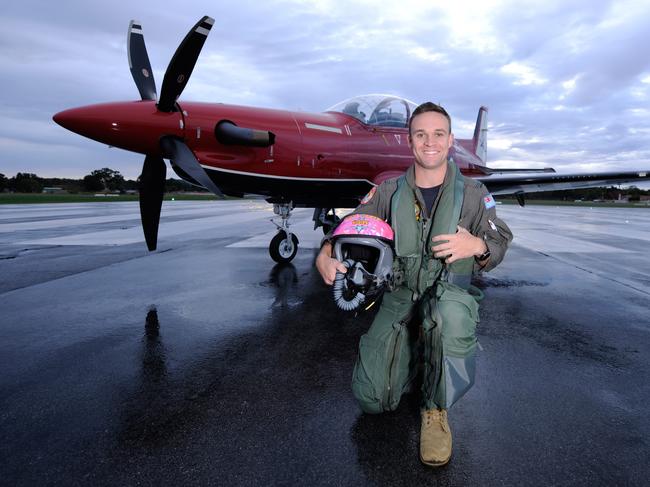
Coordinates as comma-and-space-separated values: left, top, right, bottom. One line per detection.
344, 160, 512, 413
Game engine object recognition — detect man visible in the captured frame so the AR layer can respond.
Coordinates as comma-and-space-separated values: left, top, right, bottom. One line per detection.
316, 102, 512, 466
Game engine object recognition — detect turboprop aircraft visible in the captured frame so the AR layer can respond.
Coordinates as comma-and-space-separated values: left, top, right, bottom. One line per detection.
53, 16, 650, 263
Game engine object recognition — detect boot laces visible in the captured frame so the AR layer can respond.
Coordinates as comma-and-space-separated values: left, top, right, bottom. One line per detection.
425, 409, 448, 432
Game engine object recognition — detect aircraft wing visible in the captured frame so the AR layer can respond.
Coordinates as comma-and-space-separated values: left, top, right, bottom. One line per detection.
477, 170, 650, 196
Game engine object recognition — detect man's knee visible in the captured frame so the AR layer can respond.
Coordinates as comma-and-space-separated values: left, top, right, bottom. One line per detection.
351, 377, 397, 414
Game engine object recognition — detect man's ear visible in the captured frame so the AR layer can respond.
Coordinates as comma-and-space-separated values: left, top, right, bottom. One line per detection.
448, 133, 454, 148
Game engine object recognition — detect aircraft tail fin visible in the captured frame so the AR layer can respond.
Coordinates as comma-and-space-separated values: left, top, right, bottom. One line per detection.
472, 106, 488, 162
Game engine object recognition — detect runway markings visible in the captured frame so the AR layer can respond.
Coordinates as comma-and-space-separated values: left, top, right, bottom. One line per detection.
13, 211, 269, 246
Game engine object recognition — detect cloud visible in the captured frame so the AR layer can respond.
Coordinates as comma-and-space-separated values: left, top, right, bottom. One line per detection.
0, 0, 649, 182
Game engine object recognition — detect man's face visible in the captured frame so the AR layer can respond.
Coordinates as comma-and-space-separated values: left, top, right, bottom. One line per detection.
408, 111, 454, 172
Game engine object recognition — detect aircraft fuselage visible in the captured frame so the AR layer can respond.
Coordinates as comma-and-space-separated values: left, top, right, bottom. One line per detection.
54, 100, 485, 207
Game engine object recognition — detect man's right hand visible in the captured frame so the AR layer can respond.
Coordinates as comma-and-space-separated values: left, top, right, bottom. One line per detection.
316, 242, 348, 285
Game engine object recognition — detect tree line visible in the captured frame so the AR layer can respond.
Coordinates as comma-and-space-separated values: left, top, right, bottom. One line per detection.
0, 168, 205, 193
1, 169, 648, 200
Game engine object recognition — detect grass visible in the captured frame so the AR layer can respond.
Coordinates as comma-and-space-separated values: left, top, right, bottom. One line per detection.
1, 193, 648, 208
0, 192, 224, 204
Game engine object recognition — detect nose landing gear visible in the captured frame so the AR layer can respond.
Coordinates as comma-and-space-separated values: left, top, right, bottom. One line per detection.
269, 203, 299, 263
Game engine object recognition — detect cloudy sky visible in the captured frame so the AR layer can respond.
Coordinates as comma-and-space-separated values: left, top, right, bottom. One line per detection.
2, 0, 650, 182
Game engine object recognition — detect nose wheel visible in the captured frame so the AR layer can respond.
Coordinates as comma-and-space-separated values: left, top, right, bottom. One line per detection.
269, 231, 298, 263
269, 202, 300, 263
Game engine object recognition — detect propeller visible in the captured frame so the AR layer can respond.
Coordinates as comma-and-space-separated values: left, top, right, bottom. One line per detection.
160, 136, 223, 197
138, 155, 166, 250
158, 16, 215, 112
127, 21, 157, 101
126, 16, 217, 251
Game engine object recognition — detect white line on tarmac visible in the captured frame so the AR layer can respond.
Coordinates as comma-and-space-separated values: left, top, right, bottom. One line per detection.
15, 209, 272, 246
228, 218, 323, 249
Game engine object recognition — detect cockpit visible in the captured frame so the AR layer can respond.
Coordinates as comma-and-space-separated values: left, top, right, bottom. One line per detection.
326, 94, 418, 128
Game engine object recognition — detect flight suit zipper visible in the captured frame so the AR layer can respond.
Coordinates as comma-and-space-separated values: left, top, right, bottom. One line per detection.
414, 215, 433, 299
384, 322, 406, 409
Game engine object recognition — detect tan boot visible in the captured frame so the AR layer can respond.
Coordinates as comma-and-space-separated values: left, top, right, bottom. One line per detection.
420, 408, 452, 467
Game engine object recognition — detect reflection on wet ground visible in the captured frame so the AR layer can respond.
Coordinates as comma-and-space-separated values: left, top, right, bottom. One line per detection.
473, 275, 549, 289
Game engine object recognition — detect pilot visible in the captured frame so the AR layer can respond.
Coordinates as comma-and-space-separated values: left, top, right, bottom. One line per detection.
342, 101, 366, 122
316, 102, 512, 467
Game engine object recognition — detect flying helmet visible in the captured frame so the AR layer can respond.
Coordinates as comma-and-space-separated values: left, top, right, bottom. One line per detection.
331, 214, 395, 311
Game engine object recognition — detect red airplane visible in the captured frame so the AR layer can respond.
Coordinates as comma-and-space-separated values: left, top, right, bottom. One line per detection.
53, 16, 650, 263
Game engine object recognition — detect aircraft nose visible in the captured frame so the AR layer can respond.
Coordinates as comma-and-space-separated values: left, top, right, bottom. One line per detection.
52, 101, 182, 155
53, 106, 99, 135
52, 108, 73, 130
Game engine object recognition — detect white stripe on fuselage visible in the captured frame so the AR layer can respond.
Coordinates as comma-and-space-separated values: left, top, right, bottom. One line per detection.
304, 123, 343, 134
200, 165, 374, 185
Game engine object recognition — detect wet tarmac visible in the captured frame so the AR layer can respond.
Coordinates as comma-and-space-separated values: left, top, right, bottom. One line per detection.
1, 201, 649, 486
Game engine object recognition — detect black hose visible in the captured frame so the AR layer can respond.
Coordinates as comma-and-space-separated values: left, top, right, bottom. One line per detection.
333, 259, 366, 311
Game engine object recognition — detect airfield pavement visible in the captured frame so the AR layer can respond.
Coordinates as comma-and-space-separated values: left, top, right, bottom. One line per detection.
1, 200, 649, 486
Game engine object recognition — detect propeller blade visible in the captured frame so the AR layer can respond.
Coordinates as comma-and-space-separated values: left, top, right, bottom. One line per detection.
160, 136, 223, 197
158, 16, 214, 112
127, 20, 157, 101
138, 155, 166, 250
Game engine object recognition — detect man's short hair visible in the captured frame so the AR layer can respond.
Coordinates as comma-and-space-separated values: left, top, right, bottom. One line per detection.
409, 102, 452, 135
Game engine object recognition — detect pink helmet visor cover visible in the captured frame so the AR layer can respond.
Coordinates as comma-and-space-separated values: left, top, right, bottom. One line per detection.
332, 214, 394, 241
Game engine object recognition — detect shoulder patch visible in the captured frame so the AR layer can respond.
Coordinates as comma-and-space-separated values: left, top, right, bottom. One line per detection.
483, 193, 496, 209
361, 186, 377, 205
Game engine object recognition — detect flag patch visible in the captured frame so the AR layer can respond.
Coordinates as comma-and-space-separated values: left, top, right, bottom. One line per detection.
484, 194, 496, 209
361, 186, 377, 205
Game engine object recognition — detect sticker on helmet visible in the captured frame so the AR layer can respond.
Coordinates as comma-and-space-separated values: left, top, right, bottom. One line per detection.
332, 214, 394, 240
361, 186, 377, 205
484, 194, 496, 209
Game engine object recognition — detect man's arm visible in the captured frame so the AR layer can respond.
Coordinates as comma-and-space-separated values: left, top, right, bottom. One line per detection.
430, 182, 512, 270
469, 185, 512, 271
316, 241, 348, 285
430, 226, 488, 264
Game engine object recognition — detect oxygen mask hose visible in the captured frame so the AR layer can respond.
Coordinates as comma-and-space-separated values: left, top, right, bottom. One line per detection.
333, 259, 366, 311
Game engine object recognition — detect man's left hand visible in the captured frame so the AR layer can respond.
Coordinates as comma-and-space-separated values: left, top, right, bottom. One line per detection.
431, 226, 486, 264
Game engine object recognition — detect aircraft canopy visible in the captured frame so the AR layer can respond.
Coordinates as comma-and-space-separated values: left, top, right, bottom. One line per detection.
327, 94, 418, 128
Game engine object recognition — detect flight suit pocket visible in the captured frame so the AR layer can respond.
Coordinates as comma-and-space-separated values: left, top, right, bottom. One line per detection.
352, 322, 413, 413
352, 334, 387, 414
434, 281, 480, 408
436, 282, 479, 357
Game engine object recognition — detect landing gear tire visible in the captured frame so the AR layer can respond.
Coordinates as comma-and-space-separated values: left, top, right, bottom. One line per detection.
269, 231, 298, 263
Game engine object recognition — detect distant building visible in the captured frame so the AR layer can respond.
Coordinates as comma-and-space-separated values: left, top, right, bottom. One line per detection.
42, 187, 66, 194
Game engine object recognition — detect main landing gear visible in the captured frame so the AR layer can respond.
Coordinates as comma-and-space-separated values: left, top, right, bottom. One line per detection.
313, 207, 341, 235
269, 203, 299, 263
